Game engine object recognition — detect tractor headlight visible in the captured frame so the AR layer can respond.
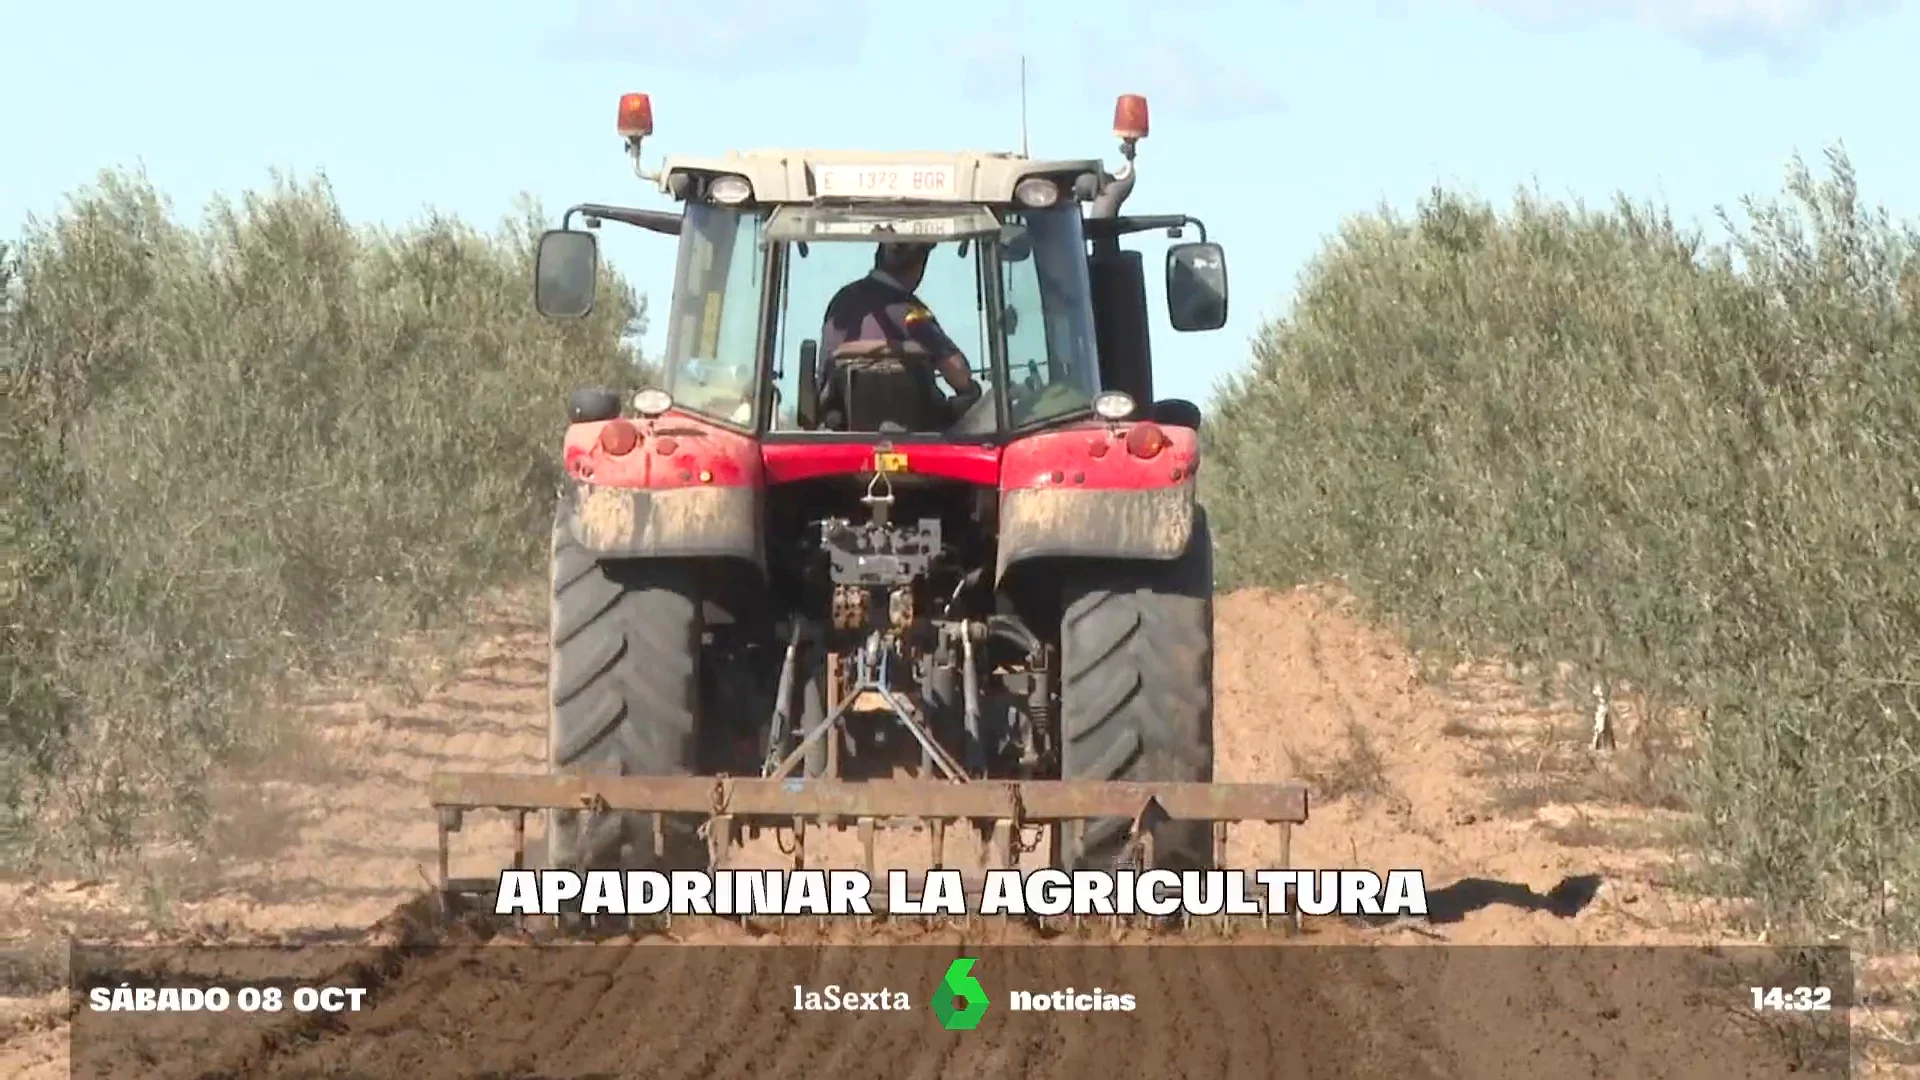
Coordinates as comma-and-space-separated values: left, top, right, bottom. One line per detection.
1092, 390, 1135, 421
1014, 177, 1060, 208
634, 388, 674, 417
709, 174, 752, 205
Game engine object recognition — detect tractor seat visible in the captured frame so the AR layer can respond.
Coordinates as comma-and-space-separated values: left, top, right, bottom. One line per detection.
823, 340, 947, 434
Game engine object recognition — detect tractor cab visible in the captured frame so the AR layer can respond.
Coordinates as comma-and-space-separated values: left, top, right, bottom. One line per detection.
629, 195, 1099, 441
533, 92, 1230, 458
756, 200, 1094, 441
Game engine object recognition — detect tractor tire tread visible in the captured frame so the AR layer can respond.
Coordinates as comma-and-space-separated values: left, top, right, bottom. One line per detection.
545, 507, 704, 873
1057, 507, 1215, 872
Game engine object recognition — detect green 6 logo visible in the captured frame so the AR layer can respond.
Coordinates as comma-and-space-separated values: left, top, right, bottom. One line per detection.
931, 957, 989, 1031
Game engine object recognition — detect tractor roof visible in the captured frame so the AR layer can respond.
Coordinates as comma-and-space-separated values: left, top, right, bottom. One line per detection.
653, 148, 1109, 205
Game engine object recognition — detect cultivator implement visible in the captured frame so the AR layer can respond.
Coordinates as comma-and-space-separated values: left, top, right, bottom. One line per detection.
428, 772, 1310, 931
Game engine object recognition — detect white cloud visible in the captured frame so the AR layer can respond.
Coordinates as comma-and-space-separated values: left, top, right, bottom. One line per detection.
1454, 0, 1899, 61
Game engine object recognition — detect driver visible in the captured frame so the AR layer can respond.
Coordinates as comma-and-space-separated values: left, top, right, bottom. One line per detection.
817, 242, 979, 425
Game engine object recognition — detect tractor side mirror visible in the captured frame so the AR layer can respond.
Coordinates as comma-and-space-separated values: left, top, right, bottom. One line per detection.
796, 339, 820, 429
534, 229, 599, 319
1166, 241, 1228, 332
1149, 397, 1203, 430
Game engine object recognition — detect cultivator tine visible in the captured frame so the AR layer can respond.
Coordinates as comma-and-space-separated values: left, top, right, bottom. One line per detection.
703, 780, 734, 869
435, 806, 460, 919
511, 811, 528, 932
433, 772, 1306, 829
1121, 797, 1163, 870
1113, 800, 1157, 932
427, 772, 1310, 935
708, 815, 734, 868
856, 817, 879, 923
1278, 820, 1300, 933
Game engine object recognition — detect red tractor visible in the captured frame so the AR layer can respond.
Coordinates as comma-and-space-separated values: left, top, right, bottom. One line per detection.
525, 91, 1241, 879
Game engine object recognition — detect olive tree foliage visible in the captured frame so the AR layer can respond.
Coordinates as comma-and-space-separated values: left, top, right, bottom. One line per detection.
1204, 148, 1920, 943
2, 171, 648, 865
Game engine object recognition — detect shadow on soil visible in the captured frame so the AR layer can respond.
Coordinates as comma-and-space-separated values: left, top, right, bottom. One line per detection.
1355, 873, 1603, 927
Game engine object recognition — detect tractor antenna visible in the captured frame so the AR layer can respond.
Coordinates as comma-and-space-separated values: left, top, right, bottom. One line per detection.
1019, 56, 1030, 157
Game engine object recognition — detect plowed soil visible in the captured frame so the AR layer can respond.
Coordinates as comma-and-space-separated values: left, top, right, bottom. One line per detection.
0, 586, 1882, 1077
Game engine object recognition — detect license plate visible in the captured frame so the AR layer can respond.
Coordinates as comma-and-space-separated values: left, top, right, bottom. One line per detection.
815, 216, 962, 237
873, 452, 909, 473
815, 165, 956, 200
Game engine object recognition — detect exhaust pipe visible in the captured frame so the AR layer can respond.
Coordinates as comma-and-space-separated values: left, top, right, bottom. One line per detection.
1088, 159, 1135, 220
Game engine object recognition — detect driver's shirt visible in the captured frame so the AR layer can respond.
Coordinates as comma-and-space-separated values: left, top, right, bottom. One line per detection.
817, 269, 959, 392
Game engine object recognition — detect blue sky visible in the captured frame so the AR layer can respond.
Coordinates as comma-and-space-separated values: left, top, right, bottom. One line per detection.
3, 0, 1914, 405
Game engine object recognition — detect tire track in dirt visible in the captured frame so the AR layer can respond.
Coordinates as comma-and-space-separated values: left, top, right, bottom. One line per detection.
1218, 934, 1275, 1074
718, 944, 812, 1079
0, 593, 552, 1080
762, 947, 894, 1079
2, 583, 1876, 1077
1136, 941, 1189, 1076
618, 943, 719, 1077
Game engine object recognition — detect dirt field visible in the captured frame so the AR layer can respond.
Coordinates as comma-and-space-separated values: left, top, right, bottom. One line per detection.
0, 585, 1897, 1077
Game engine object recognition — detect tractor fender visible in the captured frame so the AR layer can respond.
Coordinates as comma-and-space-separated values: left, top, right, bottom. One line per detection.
557, 413, 765, 570
994, 421, 1199, 584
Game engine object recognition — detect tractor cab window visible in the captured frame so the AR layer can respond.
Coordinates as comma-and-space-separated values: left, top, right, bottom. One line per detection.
768, 229, 993, 435
999, 207, 1102, 427
661, 205, 766, 427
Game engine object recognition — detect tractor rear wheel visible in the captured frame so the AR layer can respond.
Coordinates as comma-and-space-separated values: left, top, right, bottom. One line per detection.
1055, 507, 1215, 872
545, 507, 706, 872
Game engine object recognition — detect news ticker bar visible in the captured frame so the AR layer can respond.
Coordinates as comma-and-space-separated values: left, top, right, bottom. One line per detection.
50, 944, 1856, 1080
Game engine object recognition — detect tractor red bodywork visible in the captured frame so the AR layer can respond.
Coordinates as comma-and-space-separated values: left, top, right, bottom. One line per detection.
556, 408, 1201, 585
